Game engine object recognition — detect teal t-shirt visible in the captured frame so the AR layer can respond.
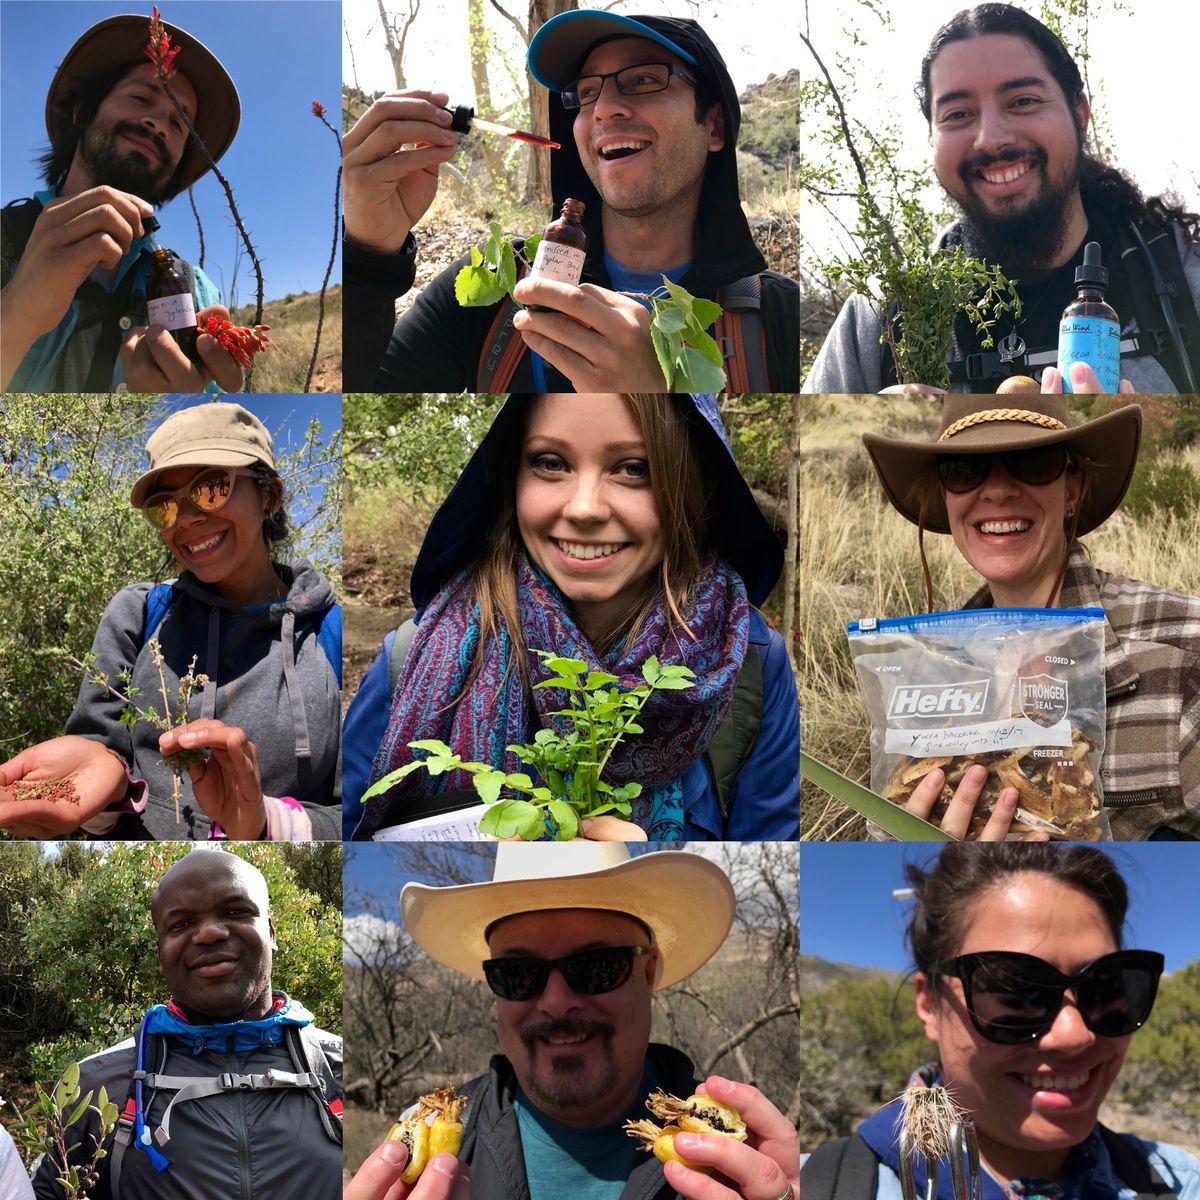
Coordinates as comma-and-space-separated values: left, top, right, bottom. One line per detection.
515, 1062, 659, 1200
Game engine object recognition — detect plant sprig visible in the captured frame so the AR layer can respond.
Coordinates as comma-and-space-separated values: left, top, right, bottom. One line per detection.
454, 224, 726, 390
361, 650, 696, 839
68, 637, 209, 823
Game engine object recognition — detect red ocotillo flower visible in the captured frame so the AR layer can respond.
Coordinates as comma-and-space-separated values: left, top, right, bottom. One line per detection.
145, 6, 181, 81
311, 99, 327, 117
199, 315, 273, 371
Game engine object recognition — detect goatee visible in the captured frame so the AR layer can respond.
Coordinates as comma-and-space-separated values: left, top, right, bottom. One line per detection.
950, 146, 1081, 269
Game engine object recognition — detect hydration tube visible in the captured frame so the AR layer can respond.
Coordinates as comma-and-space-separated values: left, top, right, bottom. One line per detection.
133, 1009, 172, 1172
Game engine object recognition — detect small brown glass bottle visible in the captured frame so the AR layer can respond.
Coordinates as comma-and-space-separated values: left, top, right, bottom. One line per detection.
527, 198, 587, 311
147, 247, 200, 363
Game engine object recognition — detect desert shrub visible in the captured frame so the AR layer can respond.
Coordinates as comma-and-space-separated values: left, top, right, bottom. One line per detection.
1122, 460, 1200, 521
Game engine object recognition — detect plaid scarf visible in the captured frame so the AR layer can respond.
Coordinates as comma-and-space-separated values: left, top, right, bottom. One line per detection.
366, 552, 750, 835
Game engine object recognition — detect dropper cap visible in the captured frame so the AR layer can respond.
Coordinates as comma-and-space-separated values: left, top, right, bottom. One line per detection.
447, 105, 475, 133
1073, 240, 1108, 289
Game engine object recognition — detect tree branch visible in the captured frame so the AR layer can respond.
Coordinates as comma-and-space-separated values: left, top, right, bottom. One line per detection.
488, 0, 528, 46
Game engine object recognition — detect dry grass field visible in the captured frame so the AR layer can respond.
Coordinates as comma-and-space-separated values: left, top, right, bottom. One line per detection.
799, 396, 1200, 839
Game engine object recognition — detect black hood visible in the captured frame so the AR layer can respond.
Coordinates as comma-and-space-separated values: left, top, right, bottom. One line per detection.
540, 15, 766, 291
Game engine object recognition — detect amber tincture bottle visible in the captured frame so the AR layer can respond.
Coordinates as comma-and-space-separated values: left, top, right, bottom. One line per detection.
147, 247, 200, 363
527, 198, 587, 311
1056, 241, 1119, 394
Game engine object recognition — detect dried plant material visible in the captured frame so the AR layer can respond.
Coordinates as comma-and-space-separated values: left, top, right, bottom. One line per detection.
895, 1084, 965, 1163
1, 776, 81, 808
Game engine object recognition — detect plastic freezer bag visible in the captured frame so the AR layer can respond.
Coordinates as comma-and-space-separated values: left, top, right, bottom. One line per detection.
847, 607, 1108, 839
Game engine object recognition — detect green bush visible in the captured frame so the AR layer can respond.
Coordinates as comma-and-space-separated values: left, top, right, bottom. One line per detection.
1122, 459, 1200, 521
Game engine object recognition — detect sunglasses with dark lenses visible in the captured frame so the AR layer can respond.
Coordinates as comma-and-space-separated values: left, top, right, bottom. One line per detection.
930, 949, 1164, 1045
562, 62, 696, 110
482, 945, 649, 1001
936, 444, 1071, 494
141, 467, 254, 530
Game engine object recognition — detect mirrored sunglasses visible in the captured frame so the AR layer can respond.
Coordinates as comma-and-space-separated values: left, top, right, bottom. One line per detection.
482, 945, 649, 1001
141, 467, 255, 530
936, 444, 1071, 494
930, 949, 1164, 1044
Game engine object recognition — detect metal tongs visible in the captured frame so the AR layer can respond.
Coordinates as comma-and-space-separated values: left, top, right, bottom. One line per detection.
899, 1115, 982, 1200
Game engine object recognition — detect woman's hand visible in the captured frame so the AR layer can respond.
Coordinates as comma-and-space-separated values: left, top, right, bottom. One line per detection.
903, 765, 1050, 842
580, 815, 648, 841
159, 720, 267, 840
120, 304, 245, 393
345, 1142, 471, 1200
0, 736, 128, 837
1041, 365, 1135, 394
661, 1076, 798, 1200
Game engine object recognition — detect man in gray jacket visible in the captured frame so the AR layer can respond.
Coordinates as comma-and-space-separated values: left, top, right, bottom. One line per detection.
346, 844, 799, 1200
805, 4, 1200, 394
30, 851, 343, 1200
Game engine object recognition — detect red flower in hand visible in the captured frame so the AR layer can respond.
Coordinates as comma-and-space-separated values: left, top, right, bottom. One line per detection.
198, 316, 273, 371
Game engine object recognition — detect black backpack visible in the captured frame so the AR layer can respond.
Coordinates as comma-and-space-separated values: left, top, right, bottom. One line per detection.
800, 1126, 1178, 1200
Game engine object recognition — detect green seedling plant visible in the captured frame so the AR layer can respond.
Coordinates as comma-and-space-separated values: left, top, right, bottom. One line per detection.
455, 223, 726, 390
361, 650, 696, 839
69, 636, 209, 823
8, 1060, 119, 1199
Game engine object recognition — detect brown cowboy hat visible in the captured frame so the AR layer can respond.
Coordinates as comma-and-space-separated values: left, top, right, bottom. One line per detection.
46, 14, 240, 196
862, 398, 1142, 535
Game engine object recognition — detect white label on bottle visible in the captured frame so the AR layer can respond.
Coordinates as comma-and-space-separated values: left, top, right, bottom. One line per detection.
530, 240, 586, 287
146, 292, 197, 331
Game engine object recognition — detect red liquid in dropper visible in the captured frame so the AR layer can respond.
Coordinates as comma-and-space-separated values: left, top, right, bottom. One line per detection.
507, 130, 560, 149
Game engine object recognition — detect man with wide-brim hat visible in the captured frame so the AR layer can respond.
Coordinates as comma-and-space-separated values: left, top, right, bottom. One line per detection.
1, 11, 244, 393
860, 396, 1200, 839
345, 843, 801, 1200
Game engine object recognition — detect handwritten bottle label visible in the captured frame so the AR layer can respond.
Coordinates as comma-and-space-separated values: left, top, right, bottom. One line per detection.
147, 292, 197, 332
530, 240, 586, 287
1057, 316, 1119, 393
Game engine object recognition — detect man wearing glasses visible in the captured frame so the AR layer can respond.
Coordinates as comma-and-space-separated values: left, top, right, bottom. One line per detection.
345, 843, 800, 1200
342, 12, 800, 391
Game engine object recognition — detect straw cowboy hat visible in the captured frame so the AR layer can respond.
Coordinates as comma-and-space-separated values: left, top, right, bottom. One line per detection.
46, 14, 241, 195
401, 843, 736, 990
129, 403, 274, 506
862, 397, 1142, 535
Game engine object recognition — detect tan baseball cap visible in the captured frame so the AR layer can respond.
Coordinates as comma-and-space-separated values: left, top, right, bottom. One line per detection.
130, 402, 274, 507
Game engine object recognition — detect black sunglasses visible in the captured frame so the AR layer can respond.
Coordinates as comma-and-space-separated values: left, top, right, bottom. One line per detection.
930, 949, 1164, 1045
936, 444, 1071, 494
482, 945, 649, 1001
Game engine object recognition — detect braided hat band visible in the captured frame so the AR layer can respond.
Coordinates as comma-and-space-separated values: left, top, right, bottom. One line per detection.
940, 409, 1068, 442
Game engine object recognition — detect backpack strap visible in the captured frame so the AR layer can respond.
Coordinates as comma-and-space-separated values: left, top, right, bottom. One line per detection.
388, 617, 420, 694
799, 1134, 880, 1200
713, 275, 768, 391
143, 582, 178, 647
476, 259, 530, 390
1115, 219, 1200, 393
703, 641, 764, 820
287, 1024, 344, 1146
316, 604, 343, 687
1097, 1125, 1177, 1198
108, 1091, 139, 1200
1, 197, 43, 287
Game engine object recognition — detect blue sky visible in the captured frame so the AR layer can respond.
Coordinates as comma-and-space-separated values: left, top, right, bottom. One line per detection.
800, 843, 1200, 974
1, 0, 342, 302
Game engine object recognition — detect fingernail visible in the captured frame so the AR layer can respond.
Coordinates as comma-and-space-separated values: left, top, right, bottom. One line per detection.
380, 1139, 406, 1165
968, 764, 987, 783
927, 768, 945, 788
706, 1076, 733, 1094
178, 732, 196, 746
674, 1133, 701, 1152
431, 1153, 458, 1177
581, 818, 594, 834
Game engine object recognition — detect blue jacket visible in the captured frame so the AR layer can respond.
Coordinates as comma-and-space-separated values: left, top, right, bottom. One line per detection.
342, 605, 799, 841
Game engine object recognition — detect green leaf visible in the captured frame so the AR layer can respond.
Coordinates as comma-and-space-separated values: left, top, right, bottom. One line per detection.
650, 323, 674, 388
799, 751, 953, 841
65, 1092, 91, 1128
517, 806, 548, 840
641, 656, 662, 685
548, 800, 579, 840
648, 674, 694, 692
523, 232, 541, 263
676, 345, 728, 392
488, 799, 541, 839
653, 305, 687, 334
533, 675, 583, 691
473, 769, 507, 804
689, 297, 722, 329
359, 760, 429, 803
661, 276, 696, 319
410, 738, 455, 754
544, 656, 588, 676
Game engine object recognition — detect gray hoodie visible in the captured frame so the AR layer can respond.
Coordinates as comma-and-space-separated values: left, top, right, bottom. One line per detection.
65, 562, 341, 840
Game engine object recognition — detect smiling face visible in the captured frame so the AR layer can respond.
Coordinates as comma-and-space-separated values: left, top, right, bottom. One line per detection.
914, 873, 1129, 1183
942, 454, 1082, 607
152, 853, 276, 1025
571, 37, 723, 221
72, 65, 197, 202
149, 463, 281, 605
929, 33, 1089, 266
516, 395, 667, 643
489, 908, 657, 1128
